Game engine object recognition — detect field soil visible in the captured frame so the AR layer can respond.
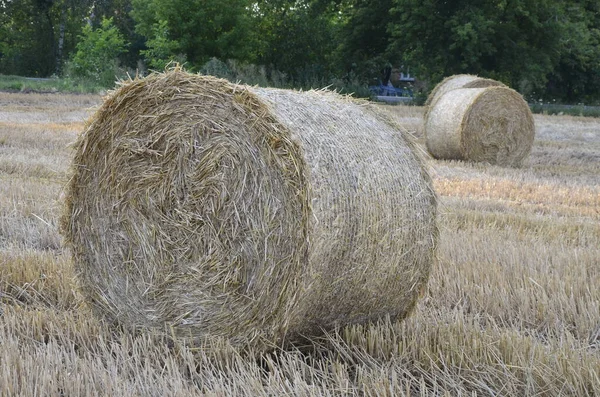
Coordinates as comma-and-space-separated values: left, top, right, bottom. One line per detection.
1, 93, 599, 396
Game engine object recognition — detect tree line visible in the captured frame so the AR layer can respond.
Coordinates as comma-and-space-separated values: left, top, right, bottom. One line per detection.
1, 0, 599, 103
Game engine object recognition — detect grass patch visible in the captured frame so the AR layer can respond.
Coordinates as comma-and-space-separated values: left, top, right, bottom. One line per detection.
530, 103, 600, 118
0, 74, 106, 94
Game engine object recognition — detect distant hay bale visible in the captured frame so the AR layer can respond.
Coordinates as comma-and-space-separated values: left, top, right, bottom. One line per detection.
425, 74, 506, 107
425, 86, 535, 166
62, 69, 438, 352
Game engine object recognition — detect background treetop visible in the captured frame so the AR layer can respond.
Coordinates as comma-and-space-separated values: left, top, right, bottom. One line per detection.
0, 0, 598, 103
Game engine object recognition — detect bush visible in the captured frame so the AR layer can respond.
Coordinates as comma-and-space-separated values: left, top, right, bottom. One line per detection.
66, 18, 128, 87
140, 20, 187, 71
199, 58, 233, 80
199, 58, 372, 98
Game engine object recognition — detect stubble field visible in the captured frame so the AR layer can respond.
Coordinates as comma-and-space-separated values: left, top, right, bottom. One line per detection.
0, 92, 599, 396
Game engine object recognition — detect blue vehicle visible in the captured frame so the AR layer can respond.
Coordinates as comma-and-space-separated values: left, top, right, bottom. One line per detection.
369, 67, 415, 102
369, 83, 413, 98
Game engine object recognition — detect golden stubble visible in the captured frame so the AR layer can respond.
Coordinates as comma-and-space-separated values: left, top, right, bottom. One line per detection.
0, 91, 599, 396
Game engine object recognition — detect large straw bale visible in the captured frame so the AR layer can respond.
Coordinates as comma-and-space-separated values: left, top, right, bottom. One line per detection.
425, 86, 535, 166
62, 69, 438, 352
425, 74, 506, 107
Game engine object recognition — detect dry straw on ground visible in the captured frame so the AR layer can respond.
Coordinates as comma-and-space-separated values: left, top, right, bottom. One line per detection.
425, 86, 535, 167
62, 69, 438, 353
424, 74, 506, 107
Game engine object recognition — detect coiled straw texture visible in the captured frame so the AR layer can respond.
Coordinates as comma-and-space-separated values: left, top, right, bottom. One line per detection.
425, 86, 535, 166
425, 74, 507, 107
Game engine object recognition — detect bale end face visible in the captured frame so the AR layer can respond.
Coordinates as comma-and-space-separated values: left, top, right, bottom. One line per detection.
425, 86, 535, 167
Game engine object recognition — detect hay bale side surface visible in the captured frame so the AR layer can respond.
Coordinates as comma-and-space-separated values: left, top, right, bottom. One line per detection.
62, 70, 438, 352
424, 74, 506, 107
425, 86, 535, 166
251, 87, 438, 335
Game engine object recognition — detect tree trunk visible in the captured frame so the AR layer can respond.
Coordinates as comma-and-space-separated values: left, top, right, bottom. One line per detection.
56, 2, 67, 75
43, 8, 56, 76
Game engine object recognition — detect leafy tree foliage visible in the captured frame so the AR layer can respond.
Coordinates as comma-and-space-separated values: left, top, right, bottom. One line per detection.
140, 20, 187, 70
67, 17, 128, 86
0, 0, 57, 76
90, 0, 144, 69
131, 0, 253, 69
546, 0, 600, 103
388, 0, 566, 97
333, 0, 395, 82
0, 0, 139, 78
1, 0, 599, 101
249, 0, 337, 83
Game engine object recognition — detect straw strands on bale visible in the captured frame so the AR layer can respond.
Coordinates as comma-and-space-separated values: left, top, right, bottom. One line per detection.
425, 74, 506, 107
425, 86, 535, 167
62, 69, 438, 353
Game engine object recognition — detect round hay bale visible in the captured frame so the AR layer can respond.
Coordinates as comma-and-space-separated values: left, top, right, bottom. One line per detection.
424, 86, 535, 166
425, 74, 506, 107
62, 69, 438, 352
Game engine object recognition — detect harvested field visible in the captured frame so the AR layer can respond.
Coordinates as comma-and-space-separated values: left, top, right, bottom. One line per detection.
1, 89, 599, 396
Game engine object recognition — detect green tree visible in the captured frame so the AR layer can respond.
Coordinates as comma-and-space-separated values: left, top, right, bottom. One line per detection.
333, 0, 395, 82
250, 0, 337, 84
0, 0, 141, 78
547, 0, 600, 103
0, 0, 57, 76
388, 0, 565, 97
140, 20, 186, 70
87, 0, 143, 69
68, 17, 128, 86
131, 0, 253, 69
